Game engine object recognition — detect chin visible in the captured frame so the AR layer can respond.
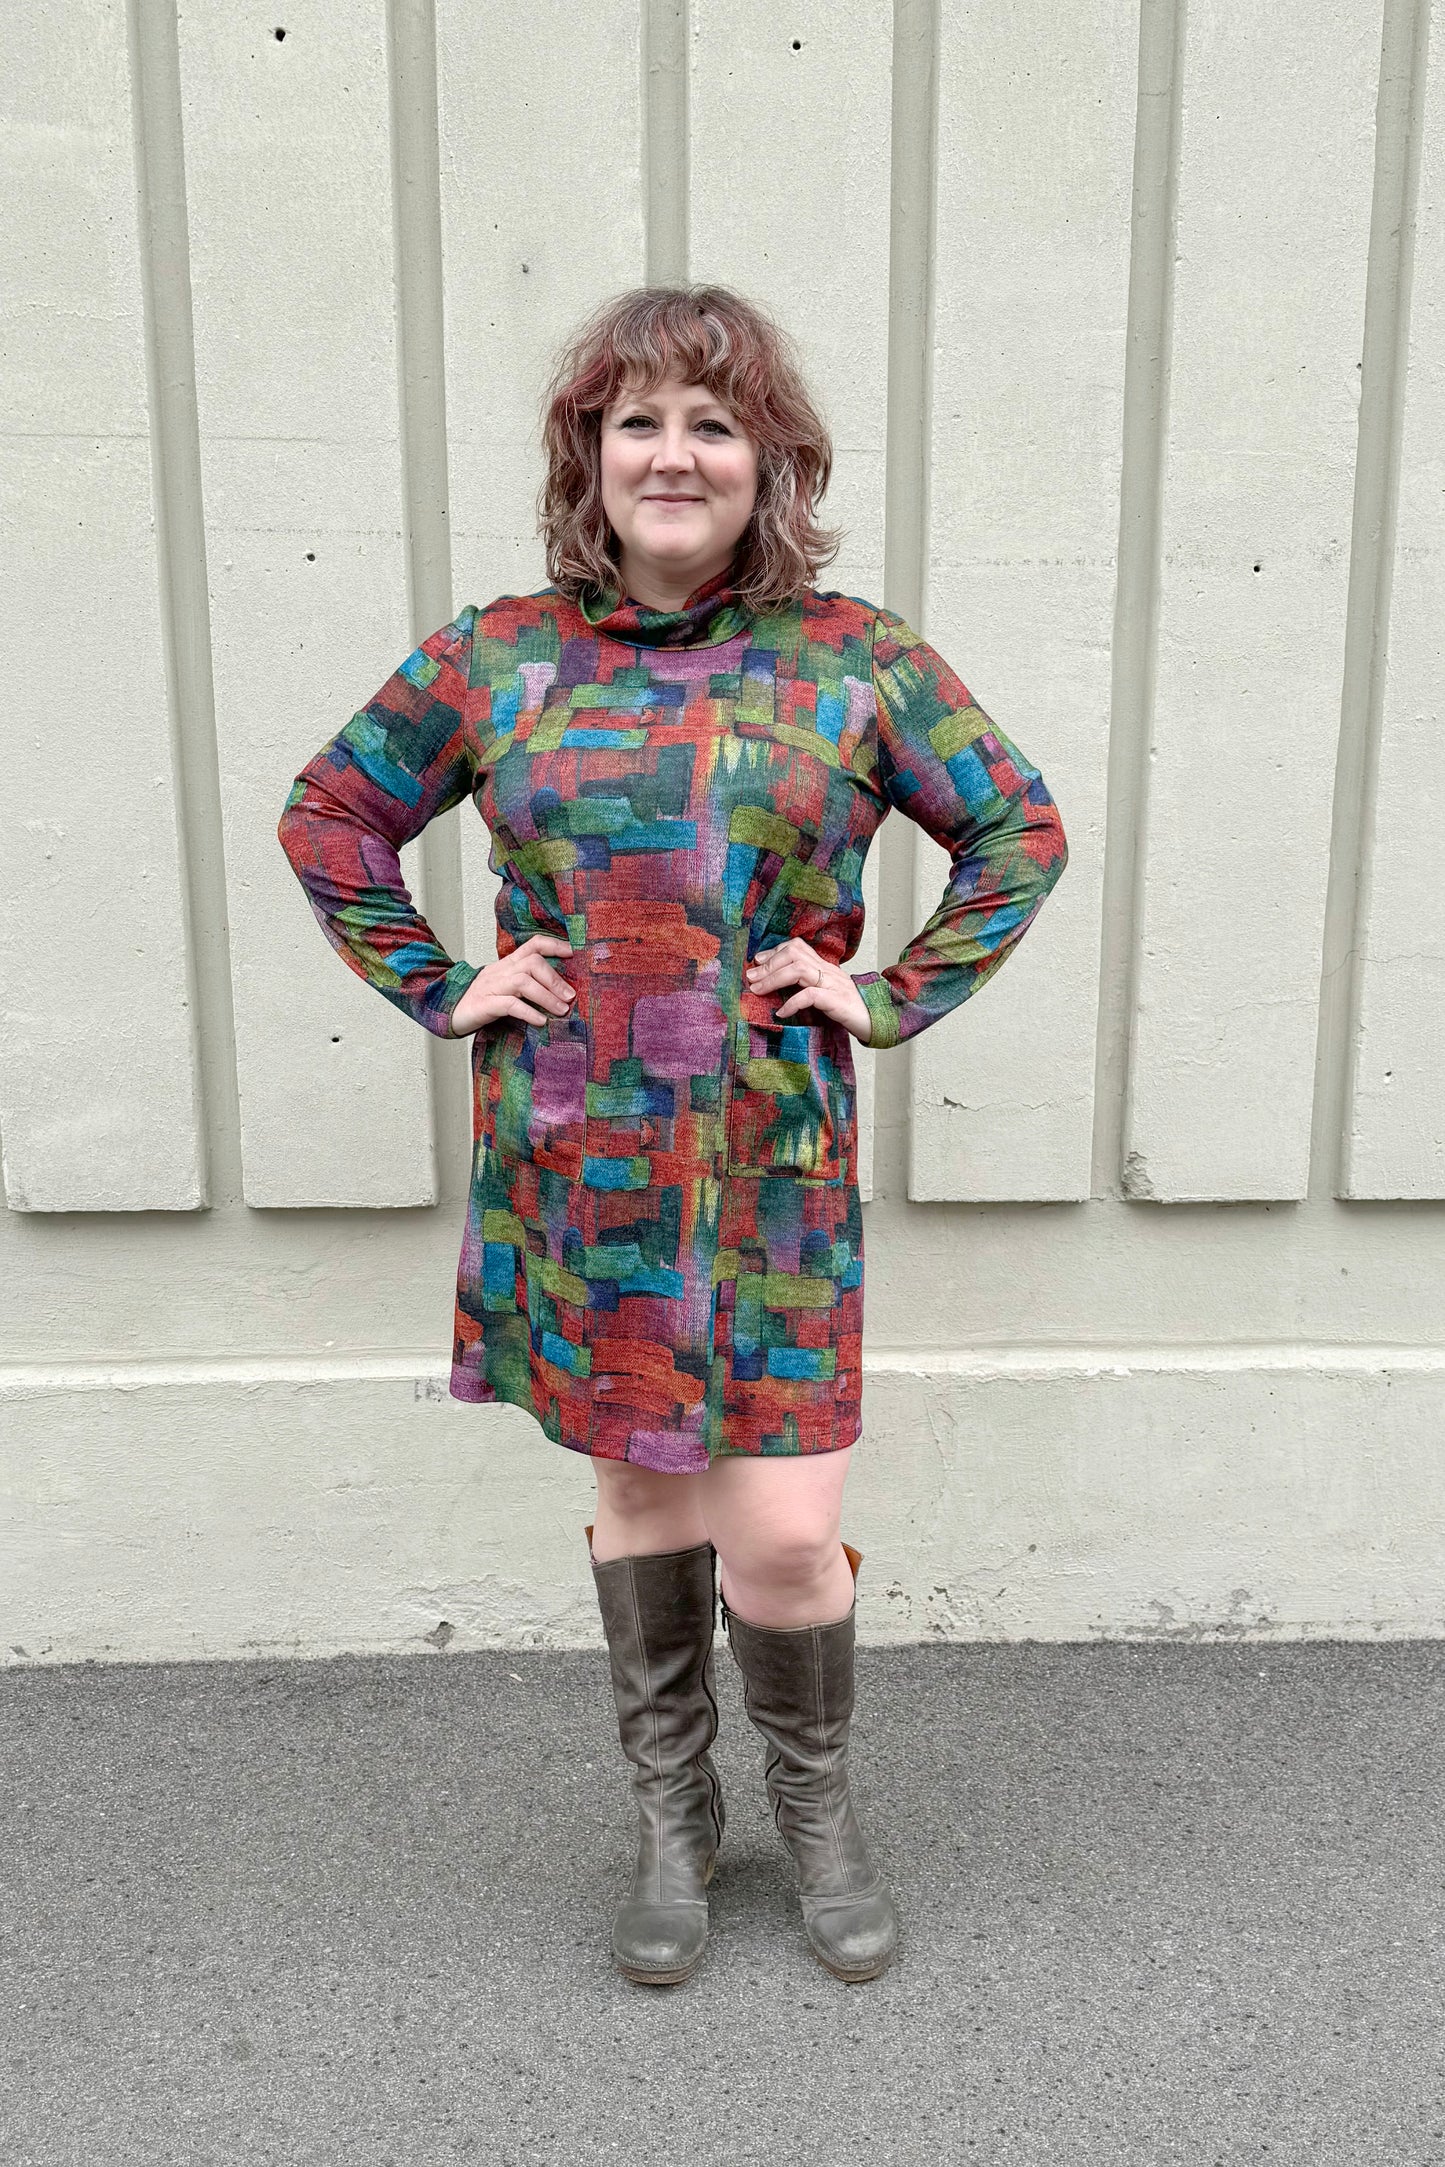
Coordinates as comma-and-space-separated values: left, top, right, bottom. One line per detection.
636, 534, 710, 561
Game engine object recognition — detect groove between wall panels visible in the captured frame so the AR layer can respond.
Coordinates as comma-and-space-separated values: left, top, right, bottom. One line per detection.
1092, 0, 1186, 1203
883, 0, 938, 633
6, 1341, 1445, 1396
873, 0, 941, 1201
388, 0, 469, 1209
1310, 0, 1432, 1202
126, 0, 242, 1208
642, 0, 689, 284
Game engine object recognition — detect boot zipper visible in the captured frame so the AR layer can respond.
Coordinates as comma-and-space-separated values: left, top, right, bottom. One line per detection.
712, 1541, 731, 1637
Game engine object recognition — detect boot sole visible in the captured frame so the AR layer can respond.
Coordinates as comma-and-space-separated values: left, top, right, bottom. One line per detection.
810, 1943, 897, 1983
613, 1851, 718, 1987
617, 1957, 702, 1986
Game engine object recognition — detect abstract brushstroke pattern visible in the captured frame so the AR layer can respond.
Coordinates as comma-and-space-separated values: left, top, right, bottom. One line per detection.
278, 568, 1068, 1469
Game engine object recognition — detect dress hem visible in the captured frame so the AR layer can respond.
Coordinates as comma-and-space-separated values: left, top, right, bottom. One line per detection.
448, 1362, 863, 1465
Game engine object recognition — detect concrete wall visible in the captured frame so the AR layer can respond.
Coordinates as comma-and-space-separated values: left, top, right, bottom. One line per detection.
3, 0, 1443, 1664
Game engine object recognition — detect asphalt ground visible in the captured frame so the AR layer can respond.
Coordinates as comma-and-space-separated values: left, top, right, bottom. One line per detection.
3, 1637, 1442, 2166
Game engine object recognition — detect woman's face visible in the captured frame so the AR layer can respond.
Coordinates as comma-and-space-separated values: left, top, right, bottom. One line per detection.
599, 369, 759, 599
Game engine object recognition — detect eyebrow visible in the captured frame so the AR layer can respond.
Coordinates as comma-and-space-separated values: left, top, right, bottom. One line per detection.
612, 387, 731, 417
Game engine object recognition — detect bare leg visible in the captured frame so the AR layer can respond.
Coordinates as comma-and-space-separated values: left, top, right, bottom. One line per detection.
698, 1446, 857, 1628
589, 1458, 710, 1562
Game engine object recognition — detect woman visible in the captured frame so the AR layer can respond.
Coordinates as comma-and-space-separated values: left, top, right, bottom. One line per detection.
278, 284, 1068, 1990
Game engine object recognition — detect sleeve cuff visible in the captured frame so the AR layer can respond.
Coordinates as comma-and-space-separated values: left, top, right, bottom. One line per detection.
431, 959, 483, 1038
853, 971, 901, 1051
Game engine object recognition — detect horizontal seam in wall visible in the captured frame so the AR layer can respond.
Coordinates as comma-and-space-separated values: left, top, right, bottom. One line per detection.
2, 1344, 1445, 1395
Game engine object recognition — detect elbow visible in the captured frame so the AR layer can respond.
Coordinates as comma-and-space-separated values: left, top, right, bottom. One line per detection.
276, 781, 309, 873
1038, 787, 1068, 889
1048, 806, 1069, 887
1021, 792, 1069, 895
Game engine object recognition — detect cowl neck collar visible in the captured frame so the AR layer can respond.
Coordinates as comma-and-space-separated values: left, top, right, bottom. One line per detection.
579, 561, 753, 648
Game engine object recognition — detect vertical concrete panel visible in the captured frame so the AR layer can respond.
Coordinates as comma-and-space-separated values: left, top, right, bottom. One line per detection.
434, 0, 646, 962
0, 1, 204, 1211
178, 3, 438, 1207
913, 2, 1134, 1203
690, 0, 892, 1194
690, 0, 892, 606
1124, 5, 1377, 1202
1344, 23, 1445, 1199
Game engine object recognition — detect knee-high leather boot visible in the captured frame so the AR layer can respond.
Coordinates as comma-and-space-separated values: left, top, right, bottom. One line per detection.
720, 1540, 900, 1982
586, 1525, 727, 1985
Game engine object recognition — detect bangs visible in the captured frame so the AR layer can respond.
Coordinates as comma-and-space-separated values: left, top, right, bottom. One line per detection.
576, 294, 775, 437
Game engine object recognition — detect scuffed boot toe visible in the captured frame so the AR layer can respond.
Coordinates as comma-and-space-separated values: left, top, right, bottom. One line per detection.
801, 1879, 900, 1981
613, 1895, 711, 1985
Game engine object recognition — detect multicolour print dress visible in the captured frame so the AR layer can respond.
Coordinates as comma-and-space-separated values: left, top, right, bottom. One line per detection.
278, 566, 1068, 1471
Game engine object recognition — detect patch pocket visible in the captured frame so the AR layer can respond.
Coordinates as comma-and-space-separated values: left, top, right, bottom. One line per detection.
723, 1002, 851, 1184
486, 1016, 590, 1180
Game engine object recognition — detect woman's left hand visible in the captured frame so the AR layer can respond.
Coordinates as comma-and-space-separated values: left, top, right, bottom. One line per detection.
745, 939, 873, 1044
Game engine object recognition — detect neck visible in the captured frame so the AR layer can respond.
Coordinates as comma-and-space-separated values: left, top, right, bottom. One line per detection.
615, 548, 734, 613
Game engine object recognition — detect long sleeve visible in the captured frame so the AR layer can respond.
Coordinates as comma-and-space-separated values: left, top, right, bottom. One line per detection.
851, 605, 1069, 1051
277, 608, 482, 1038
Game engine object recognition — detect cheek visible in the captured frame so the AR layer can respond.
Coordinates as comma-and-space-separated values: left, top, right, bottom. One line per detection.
599, 453, 636, 528
727, 456, 760, 515
707, 448, 757, 504
599, 433, 643, 493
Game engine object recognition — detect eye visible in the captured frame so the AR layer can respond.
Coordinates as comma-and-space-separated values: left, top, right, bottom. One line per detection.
614, 412, 733, 434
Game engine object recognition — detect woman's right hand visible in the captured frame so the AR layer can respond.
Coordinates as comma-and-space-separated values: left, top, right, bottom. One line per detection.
446, 934, 578, 1037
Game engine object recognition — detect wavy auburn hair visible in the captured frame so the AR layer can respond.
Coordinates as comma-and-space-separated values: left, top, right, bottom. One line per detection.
537, 284, 843, 613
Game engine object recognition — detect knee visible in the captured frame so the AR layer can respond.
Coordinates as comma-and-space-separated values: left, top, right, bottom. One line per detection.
728, 1525, 840, 1596
595, 1460, 678, 1522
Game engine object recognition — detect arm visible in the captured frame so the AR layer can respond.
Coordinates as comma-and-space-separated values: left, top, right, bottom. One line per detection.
850, 606, 1069, 1051
277, 608, 481, 1038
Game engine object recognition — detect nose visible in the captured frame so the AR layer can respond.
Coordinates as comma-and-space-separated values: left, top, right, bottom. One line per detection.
650, 421, 697, 474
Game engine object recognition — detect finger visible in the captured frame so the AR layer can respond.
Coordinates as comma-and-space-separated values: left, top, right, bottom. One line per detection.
520, 933, 576, 954
507, 995, 552, 1025
757, 955, 827, 993
525, 963, 575, 1011
753, 970, 818, 1003
774, 987, 828, 1019
775, 979, 831, 1009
